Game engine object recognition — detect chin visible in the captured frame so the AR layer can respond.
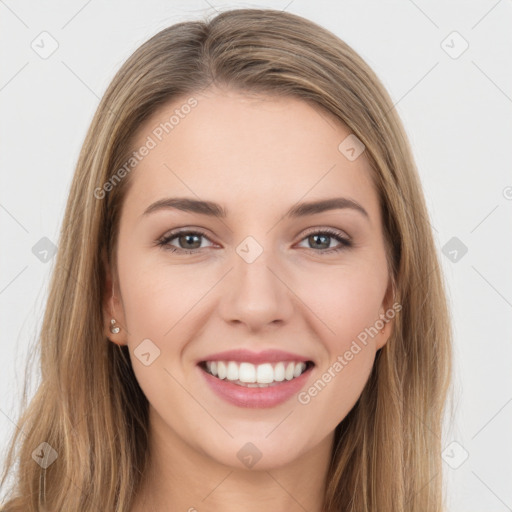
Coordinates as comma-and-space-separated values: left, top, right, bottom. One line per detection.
201, 433, 311, 471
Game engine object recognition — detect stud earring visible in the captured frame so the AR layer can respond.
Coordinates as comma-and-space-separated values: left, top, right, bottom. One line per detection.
110, 318, 120, 334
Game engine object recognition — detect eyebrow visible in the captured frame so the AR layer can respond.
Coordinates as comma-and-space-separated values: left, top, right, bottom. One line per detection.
142, 196, 369, 220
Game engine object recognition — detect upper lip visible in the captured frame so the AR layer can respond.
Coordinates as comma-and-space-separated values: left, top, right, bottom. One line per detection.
198, 349, 313, 365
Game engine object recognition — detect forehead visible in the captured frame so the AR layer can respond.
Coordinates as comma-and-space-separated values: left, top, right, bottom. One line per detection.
123, 89, 379, 223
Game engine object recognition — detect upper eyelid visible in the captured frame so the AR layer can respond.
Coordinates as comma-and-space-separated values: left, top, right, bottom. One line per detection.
298, 226, 350, 240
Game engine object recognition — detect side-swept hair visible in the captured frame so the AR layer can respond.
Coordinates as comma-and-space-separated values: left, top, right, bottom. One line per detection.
1, 8, 452, 511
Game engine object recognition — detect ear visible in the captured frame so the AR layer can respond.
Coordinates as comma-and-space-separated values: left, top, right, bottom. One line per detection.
376, 276, 397, 351
101, 247, 128, 346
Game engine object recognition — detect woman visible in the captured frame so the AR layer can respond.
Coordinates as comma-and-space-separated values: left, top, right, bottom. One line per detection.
0, 8, 453, 511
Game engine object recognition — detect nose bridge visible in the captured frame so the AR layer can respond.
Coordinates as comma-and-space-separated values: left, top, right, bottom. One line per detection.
234, 233, 282, 301
218, 233, 294, 328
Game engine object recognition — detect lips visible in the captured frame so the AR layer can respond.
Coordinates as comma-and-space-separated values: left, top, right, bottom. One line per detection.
196, 349, 315, 408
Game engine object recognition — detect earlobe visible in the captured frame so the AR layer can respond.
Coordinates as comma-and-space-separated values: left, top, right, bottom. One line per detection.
101, 248, 128, 346
107, 317, 127, 346
109, 318, 121, 334
375, 308, 391, 351
105, 319, 127, 346
104, 302, 129, 346
376, 276, 397, 350
376, 323, 391, 351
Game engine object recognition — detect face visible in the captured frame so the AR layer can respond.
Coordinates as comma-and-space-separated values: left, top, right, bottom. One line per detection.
103, 87, 394, 470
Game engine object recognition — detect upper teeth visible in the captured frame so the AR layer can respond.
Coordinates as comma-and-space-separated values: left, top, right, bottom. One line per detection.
205, 361, 307, 384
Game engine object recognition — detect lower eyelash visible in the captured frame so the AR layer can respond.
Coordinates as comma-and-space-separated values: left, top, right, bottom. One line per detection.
156, 229, 352, 254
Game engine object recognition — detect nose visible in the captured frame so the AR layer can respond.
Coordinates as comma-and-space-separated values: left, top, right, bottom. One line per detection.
217, 243, 294, 332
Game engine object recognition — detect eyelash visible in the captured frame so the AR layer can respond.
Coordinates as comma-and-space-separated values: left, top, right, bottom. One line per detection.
156, 227, 352, 255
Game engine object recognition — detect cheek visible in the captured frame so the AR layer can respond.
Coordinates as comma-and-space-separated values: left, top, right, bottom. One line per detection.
298, 263, 385, 347
117, 258, 195, 413
117, 246, 202, 338
295, 264, 384, 407
295, 266, 384, 418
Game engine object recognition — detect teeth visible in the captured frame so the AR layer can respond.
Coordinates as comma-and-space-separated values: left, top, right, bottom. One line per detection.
239, 362, 256, 383
226, 361, 238, 381
274, 362, 285, 382
217, 361, 227, 379
285, 362, 295, 380
293, 362, 304, 378
256, 363, 274, 383
204, 360, 308, 384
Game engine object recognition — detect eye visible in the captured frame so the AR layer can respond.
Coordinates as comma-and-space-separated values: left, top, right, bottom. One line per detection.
296, 228, 352, 255
156, 229, 215, 254
156, 227, 352, 255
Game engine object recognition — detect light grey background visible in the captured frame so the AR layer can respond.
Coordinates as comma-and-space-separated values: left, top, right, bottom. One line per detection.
1, 1, 511, 510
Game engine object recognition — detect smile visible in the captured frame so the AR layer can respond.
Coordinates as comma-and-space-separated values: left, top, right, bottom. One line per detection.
200, 360, 313, 387
197, 358, 315, 408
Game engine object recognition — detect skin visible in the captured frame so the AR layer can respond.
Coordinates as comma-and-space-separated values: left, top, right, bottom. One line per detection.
102, 87, 394, 512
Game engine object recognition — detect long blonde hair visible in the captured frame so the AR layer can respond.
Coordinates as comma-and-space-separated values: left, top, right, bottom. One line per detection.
0, 8, 453, 511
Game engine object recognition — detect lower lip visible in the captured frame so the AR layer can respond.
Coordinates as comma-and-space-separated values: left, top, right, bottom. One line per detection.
198, 364, 314, 408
